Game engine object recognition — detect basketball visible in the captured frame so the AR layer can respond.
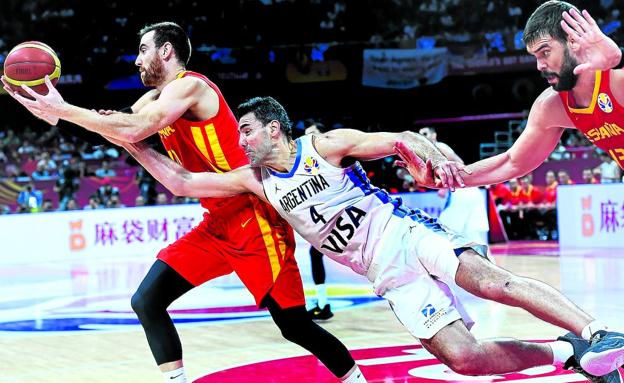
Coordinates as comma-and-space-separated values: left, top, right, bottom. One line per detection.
3, 41, 61, 99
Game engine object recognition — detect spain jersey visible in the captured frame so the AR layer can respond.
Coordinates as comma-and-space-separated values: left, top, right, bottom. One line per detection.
157, 71, 249, 211
559, 70, 624, 169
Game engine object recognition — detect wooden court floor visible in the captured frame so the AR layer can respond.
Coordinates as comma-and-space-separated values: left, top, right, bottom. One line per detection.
1, 242, 623, 383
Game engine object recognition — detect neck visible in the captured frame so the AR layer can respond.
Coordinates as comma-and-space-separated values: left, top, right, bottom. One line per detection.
265, 139, 297, 173
157, 65, 186, 91
570, 70, 597, 107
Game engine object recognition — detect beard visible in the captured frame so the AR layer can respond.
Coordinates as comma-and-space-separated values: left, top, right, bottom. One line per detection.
141, 56, 166, 87
541, 48, 579, 92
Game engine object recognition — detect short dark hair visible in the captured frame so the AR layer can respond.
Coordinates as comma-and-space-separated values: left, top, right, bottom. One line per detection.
523, 1, 579, 46
139, 22, 191, 65
237, 97, 292, 138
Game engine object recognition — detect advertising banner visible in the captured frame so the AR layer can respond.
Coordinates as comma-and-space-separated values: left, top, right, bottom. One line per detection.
362, 48, 448, 89
557, 184, 624, 248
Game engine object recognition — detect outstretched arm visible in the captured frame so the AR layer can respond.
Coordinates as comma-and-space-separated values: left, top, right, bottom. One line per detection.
1, 75, 216, 143
461, 100, 565, 186
119, 140, 260, 199
314, 129, 466, 189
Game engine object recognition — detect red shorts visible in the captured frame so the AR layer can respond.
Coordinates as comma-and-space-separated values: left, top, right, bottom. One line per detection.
157, 194, 304, 309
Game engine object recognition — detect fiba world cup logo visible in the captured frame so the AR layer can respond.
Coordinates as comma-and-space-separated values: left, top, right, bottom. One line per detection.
598, 93, 613, 113
303, 157, 320, 175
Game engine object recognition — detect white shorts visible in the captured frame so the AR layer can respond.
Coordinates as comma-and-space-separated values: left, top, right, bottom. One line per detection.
366, 212, 488, 339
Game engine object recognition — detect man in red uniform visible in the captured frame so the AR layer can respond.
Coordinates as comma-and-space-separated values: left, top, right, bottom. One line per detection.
395, 2, 624, 377
2, 22, 365, 383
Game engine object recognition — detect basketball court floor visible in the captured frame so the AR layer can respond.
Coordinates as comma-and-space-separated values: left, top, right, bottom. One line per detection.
1, 241, 623, 382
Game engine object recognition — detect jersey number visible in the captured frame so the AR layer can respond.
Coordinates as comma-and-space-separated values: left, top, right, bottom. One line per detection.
309, 205, 327, 224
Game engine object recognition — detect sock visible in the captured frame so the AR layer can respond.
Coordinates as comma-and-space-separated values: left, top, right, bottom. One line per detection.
549, 340, 574, 365
163, 367, 187, 383
581, 320, 608, 341
317, 284, 328, 308
341, 365, 366, 382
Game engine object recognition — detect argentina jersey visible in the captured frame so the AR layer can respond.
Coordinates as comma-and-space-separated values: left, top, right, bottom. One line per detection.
260, 135, 445, 276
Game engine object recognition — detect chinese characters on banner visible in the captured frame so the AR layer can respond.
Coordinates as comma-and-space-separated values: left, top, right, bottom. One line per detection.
558, 184, 624, 248
94, 217, 195, 246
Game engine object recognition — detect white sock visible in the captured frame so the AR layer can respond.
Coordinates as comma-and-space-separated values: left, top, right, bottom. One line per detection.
581, 320, 608, 341
341, 365, 366, 382
317, 284, 328, 308
549, 340, 574, 365
163, 367, 187, 383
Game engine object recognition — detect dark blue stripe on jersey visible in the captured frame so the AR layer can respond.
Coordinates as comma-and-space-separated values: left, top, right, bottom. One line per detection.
269, 138, 302, 178
345, 162, 376, 195
346, 162, 443, 232
391, 199, 444, 232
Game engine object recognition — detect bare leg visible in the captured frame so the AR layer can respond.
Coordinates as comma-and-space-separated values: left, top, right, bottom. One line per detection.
454, 250, 593, 336
420, 319, 553, 375
159, 360, 183, 373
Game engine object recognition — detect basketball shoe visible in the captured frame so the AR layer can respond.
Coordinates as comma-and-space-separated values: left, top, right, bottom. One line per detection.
581, 330, 624, 376
558, 332, 622, 383
307, 304, 334, 320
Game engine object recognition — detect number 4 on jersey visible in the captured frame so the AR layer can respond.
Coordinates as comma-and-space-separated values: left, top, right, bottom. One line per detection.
310, 205, 327, 224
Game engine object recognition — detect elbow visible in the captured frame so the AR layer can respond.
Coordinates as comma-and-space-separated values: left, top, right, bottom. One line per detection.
126, 129, 151, 143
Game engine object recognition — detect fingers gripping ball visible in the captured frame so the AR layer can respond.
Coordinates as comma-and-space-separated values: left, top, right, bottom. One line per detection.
3, 41, 61, 99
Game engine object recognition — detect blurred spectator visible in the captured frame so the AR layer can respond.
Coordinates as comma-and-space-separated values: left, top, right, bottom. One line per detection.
542, 170, 558, 208
135, 195, 146, 207
96, 183, 120, 206
92, 145, 120, 160
95, 160, 117, 178
135, 166, 157, 205
78, 160, 95, 178
41, 199, 55, 212
83, 195, 103, 210
595, 151, 621, 183
0, 204, 11, 214
581, 167, 599, 184
557, 169, 574, 185
65, 198, 80, 211
37, 151, 57, 172
31, 163, 53, 180
17, 139, 36, 155
106, 194, 125, 208
17, 182, 43, 213
55, 158, 81, 210
155, 192, 169, 205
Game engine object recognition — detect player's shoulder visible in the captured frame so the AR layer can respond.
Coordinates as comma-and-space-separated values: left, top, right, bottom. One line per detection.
529, 87, 572, 128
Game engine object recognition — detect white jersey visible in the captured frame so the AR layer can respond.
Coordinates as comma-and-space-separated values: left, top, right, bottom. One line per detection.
260, 135, 444, 275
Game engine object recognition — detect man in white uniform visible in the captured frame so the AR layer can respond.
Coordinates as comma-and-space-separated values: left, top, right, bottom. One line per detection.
67, 97, 624, 381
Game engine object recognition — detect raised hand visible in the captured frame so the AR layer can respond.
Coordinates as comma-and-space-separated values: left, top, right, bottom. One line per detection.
561, 8, 621, 74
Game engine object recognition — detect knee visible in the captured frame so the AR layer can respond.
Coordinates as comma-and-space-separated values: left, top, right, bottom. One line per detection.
131, 290, 151, 318
279, 323, 303, 344
442, 346, 486, 376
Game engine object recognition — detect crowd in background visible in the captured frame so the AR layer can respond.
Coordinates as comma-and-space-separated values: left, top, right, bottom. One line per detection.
1, 0, 624, 244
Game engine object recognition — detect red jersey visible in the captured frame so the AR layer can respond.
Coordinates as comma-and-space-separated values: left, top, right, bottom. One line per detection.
519, 184, 542, 204
158, 71, 249, 211
544, 182, 558, 204
559, 70, 624, 169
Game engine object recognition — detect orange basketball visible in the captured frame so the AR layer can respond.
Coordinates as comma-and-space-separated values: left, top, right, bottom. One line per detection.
3, 41, 61, 99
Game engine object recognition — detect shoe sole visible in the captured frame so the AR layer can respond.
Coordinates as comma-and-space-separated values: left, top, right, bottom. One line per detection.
581, 347, 624, 376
